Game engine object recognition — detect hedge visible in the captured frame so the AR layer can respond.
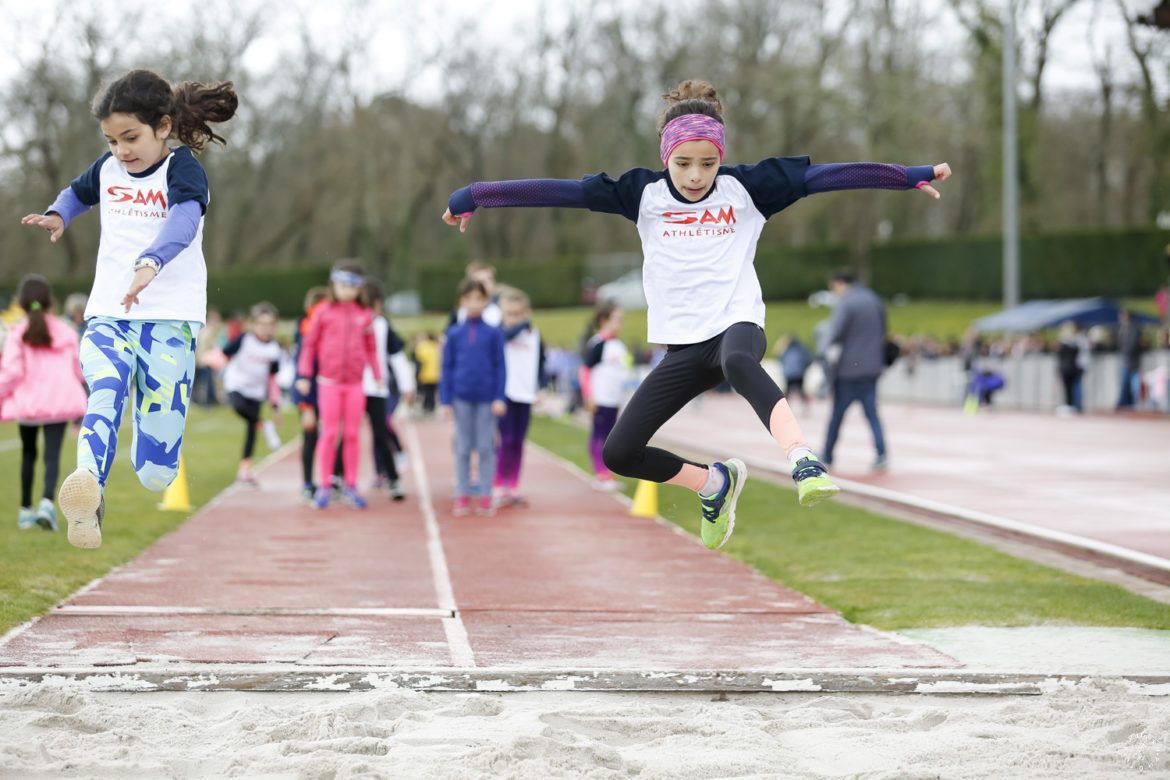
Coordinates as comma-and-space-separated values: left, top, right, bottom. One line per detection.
2, 228, 1166, 312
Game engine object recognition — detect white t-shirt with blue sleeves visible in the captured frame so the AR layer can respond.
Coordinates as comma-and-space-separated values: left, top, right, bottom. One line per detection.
582, 156, 809, 345
70, 146, 209, 325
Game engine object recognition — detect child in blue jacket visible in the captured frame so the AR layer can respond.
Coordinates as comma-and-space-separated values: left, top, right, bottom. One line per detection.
440, 277, 506, 516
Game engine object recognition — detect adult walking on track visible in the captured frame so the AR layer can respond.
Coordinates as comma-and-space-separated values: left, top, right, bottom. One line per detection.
821, 269, 890, 471
441, 78, 950, 550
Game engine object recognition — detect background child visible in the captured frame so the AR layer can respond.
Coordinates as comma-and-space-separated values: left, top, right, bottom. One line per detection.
0, 275, 88, 531
448, 261, 502, 327
579, 302, 630, 491
295, 261, 382, 509
440, 277, 506, 516
291, 286, 329, 503
494, 285, 543, 507
412, 332, 440, 417
442, 78, 949, 550
356, 278, 414, 500
221, 302, 282, 484
21, 68, 238, 548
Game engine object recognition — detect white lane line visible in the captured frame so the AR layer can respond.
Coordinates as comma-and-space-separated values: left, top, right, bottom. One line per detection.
51, 606, 453, 618
717, 447, 1170, 576
404, 421, 476, 668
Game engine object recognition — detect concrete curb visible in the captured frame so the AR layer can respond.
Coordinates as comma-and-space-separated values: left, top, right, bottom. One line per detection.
1, 665, 1168, 695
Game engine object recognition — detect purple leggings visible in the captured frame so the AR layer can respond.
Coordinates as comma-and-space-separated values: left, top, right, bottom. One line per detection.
494, 400, 531, 489
590, 405, 619, 477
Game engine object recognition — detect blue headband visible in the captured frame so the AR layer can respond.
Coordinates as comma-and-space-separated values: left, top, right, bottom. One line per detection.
331, 270, 364, 287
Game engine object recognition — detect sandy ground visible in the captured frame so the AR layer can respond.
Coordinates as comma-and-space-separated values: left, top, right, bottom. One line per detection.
1, 675, 1168, 779
3, 627, 1169, 779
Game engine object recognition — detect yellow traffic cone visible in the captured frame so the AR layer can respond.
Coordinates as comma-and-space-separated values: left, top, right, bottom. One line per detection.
630, 480, 658, 517
157, 455, 194, 512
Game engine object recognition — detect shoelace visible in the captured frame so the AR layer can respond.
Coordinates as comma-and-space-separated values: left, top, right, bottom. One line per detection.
792, 460, 827, 483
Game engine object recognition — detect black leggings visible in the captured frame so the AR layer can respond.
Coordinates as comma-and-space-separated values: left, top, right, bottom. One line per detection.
228, 391, 262, 459
20, 422, 67, 507
602, 322, 782, 483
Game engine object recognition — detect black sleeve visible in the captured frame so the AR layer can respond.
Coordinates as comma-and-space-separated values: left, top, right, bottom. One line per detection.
581, 168, 666, 221
385, 324, 406, 355
583, 339, 605, 368
166, 147, 210, 213
222, 334, 245, 357
69, 153, 113, 206
720, 156, 811, 219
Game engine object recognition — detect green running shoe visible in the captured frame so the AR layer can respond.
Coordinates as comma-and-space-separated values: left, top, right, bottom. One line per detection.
792, 456, 839, 506
698, 459, 745, 551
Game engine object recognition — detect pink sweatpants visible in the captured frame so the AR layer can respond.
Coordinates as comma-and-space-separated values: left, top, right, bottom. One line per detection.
316, 381, 366, 488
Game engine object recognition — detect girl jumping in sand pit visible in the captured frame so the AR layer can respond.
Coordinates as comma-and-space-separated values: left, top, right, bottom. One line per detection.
442, 79, 950, 551
21, 69, 238, 549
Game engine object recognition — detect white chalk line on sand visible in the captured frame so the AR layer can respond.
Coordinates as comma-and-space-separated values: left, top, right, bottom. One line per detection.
403, 421, 476, 668
50, 606, 453, 618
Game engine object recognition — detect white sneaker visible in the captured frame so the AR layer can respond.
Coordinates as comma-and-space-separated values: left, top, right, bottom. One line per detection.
262, 420, 282, 450
58, 469, 104, 549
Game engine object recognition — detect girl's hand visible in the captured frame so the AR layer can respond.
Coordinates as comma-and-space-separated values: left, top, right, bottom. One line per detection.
295, 378, 312, 397
21, 213, 65, 243
299, 405, 317, 431
491, 400, 506, 417
916, 163, 952, 200
121, 266, 157, 313
441, 207, 473, 233
440, 404, 453, 421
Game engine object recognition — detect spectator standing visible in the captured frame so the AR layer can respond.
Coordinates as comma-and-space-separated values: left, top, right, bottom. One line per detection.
774, 333, 812, 411
821, 270, 889, 470
1116, 309, 1145, 410
1056, 320, 1091, 414
0, 275, 88, 531
494, 285, 543, 506
412, 332, 441, 417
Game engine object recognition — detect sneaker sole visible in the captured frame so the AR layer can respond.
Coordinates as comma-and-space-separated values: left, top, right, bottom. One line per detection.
59, 470, 103, 549
799, 482, 841, 507
713, 458, 747, 550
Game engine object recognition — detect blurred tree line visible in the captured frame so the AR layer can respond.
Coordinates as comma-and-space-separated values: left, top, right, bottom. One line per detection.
1, 0, 1167, 294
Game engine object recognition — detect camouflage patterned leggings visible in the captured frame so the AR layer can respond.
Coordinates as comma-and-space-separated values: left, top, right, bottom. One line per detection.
77, 318, 196, 490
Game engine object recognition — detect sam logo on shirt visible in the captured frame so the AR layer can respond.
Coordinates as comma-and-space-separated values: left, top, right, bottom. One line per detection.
107, 186, 167, 208
661, 207, 736, 226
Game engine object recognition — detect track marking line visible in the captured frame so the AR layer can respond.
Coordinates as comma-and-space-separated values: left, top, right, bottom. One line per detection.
403, 421, 476, 668
51, 606, 453, 618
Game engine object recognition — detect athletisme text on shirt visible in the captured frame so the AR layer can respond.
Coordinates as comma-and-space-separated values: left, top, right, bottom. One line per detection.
661, 226, 737, 238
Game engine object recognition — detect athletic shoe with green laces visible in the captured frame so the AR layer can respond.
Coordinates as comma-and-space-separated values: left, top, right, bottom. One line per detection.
791, 456, 839, 506
698, 458, 746, 551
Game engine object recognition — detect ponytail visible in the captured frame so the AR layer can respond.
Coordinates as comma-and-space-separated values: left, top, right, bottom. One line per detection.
93, 69, 238, 155
17, 274, 53, 348
171, 80, 239, 153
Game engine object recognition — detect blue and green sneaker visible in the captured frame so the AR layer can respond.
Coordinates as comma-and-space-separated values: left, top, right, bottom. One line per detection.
791, 456, 839, 506
698, 458, 746, 550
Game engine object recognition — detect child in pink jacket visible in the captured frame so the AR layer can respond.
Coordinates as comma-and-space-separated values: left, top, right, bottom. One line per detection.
294, 261, 383, 510
0, 275, 88, 531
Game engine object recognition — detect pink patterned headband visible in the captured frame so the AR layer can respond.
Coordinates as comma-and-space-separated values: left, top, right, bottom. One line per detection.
659, 113, 725, 166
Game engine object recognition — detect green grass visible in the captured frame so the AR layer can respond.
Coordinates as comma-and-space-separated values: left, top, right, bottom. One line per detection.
0, 406, 300, 634
527, 414, 1170, 631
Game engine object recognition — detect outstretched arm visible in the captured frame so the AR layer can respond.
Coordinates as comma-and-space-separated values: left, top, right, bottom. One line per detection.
442, 179, 587, 232
805, 162, 951, 199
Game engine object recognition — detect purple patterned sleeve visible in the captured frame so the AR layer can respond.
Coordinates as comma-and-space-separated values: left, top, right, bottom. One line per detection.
804, 163, 934, 194
449, 179, 587, 214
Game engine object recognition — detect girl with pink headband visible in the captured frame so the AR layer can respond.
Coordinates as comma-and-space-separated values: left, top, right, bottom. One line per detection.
442, 78, 951, 552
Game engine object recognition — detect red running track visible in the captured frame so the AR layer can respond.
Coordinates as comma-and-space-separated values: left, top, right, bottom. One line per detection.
0, 416, 953, 676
